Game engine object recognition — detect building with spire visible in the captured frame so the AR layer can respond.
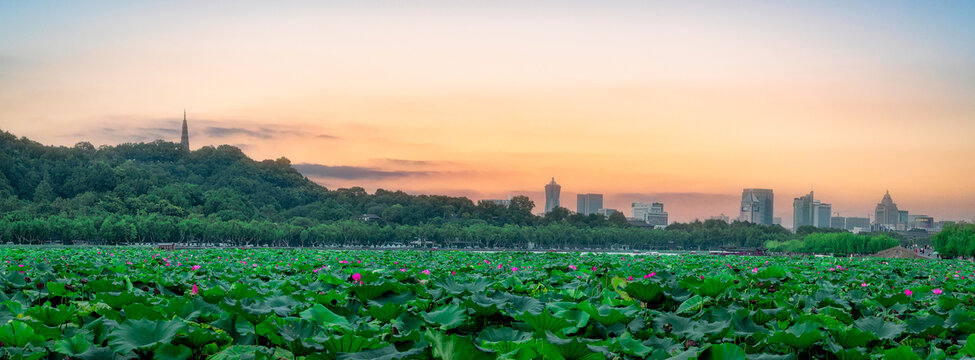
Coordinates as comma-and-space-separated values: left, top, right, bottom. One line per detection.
180, 110, 190, 152
874, 190, 900, 228
544, 178, 561, 213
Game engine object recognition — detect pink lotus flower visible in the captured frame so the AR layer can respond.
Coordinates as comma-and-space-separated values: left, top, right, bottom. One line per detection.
904, 289, 913, 296
511, 267, 518, 272
861, 282, 868, 287
400, 268, 406, 272
339, 260, 349, 264
451, 271, 456, 275
627, 276, 633, 281
190, 284, 199, 295
933, 288, 943, 295
592, 266, 597, 272
751, 267, 758, 274
352, 273, 361, 282
422, 269, 431, 275
568, 265, 577, 271
497, 264, 503, 269
191, 265, 201, 271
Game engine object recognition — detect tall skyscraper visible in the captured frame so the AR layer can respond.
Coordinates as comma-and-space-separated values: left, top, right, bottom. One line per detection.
544, 178, 561, 213
576, 193, 603, 215
874, 191, 900, 227
740, 189, 774, 225
180, 110, 190, 152
793, 191, 815, 230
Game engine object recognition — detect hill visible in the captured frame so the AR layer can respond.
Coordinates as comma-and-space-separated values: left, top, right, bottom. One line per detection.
0, 130, 797, 249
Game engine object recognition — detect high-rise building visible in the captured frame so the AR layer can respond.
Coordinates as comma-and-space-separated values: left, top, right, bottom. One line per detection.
740, 189, 774, 225
544, 178, 561, 213
180, 110, 190, 152
793, 191, 815, 230
576, 193, 603, 215
874, 191, 900, 228
831, 216, 846, 229
813, 202, 832, 228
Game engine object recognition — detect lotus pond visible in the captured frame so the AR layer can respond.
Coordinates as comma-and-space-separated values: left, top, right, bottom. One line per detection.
2, 248, 975, 360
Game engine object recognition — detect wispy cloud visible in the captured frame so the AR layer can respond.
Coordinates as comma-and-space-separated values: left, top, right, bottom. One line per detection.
205, 126, 270, 139
293, 163, 432, 180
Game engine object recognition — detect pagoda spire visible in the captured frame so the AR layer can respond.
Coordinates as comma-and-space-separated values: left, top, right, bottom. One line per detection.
180, 110, 190, 152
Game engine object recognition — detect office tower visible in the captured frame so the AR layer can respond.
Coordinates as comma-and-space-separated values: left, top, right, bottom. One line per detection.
576, 193, 603, 215
793, 191, 815, 230
740, 189, 774, 225
544, 178, 561, 213
874, 191, 900, 227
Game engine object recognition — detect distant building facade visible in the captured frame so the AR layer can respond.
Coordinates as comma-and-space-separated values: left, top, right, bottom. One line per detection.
874, 191, 900, 228
632, 202, 668, 226
576, 193, 603, 215
740, 189, 774, 225
908, 215, 934, 229
846, 217, 870, 231
813, 202, 831, 228
831, 216, 846, 229
597, 208, 618, 217
485, 199, 511, 206
793, 191, 815, 229
709, 213, 731, 224
646, 203, 669, 226
544, 178, 561, 213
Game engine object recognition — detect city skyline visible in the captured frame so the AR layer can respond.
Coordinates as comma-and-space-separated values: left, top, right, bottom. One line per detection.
2, 2, 974, 226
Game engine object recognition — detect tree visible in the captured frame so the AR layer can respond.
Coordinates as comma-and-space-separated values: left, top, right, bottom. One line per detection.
33, 178, 55, 203
608, 212, 628, 227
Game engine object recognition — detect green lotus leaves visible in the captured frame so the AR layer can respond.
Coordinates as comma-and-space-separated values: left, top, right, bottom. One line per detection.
336, 344, 426, 360
676, 295, 705, 315
622, 280, 665, 303
0, 248, 972, 358
770, 322, 823, 349
299, 303, 351, 329
699, 343, 746, 360
853, 317, 905, 341
425, 330, 498, 360
420, 302, 469, 330
106, 318, 185, 354
831, 326, 877, 348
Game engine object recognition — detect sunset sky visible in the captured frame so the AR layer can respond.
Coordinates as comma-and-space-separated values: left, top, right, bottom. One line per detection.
2, 1, 974, 226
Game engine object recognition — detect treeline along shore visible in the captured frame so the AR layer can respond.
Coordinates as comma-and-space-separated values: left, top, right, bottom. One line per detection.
2, 130, 964, 256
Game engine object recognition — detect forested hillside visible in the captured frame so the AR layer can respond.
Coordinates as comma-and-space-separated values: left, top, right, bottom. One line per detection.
0, 130, 819, 249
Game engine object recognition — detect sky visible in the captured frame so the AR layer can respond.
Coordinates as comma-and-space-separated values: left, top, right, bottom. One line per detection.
2, 1, 974, 226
